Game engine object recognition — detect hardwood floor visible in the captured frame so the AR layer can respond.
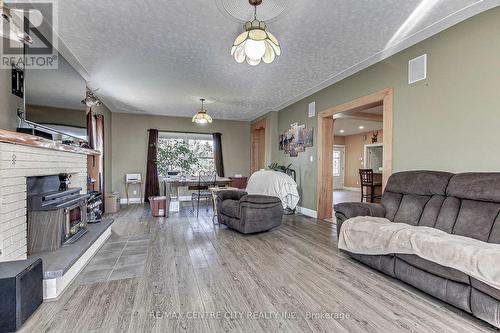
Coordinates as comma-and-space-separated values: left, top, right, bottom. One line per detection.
21, 204, 494, 333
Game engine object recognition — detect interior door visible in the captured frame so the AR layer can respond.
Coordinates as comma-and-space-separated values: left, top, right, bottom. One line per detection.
251, 119, 266, 173
333, 146, 345, 190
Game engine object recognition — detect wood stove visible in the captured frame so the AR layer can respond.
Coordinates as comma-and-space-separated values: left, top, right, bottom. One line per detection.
27, 175, 90, 254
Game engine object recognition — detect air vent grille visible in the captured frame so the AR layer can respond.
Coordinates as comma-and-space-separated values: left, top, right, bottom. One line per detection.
408, 54, 427, 84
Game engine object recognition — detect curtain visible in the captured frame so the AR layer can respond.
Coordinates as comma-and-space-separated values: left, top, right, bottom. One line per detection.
145, 129, 160, 202
212, 133, 224, 177
95, 114, 105, 193
86, 107, 95, 149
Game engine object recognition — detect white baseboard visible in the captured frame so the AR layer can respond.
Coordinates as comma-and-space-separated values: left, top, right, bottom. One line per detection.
43, 225, 112, 300
296, 206, 317, 218
119, 198, 144, 204
342, 187, 361, 192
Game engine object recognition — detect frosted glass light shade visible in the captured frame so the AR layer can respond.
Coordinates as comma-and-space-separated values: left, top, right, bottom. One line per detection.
192, 110, 213, 124
231, 19, 280, 65
244, 39, 266, 60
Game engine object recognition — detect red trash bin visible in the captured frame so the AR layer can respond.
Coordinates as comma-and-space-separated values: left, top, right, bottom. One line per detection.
149, 196, 168, 217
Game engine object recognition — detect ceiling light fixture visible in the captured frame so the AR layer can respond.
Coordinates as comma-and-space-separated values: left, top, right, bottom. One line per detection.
0, 0, 33, 44
359, 126, 365, 130
82, 89, 101, 107
339, 129, 345, 133
231, 0, 281, 66
192, 98, 213, 124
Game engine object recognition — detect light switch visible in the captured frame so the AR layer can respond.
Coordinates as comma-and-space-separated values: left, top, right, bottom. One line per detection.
310, 155, 314, 162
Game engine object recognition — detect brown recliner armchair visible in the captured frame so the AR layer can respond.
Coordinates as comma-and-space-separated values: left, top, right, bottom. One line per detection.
216, 190, 283, 234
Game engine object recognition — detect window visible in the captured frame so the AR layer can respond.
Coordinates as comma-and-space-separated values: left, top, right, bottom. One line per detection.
333, 150, 341, 177
157, 132, 215, 176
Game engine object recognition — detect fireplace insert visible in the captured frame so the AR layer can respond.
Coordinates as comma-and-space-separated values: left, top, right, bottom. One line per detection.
27, 175, 90, 254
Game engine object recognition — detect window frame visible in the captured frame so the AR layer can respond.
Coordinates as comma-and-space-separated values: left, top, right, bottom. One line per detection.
157, 132, 216, 176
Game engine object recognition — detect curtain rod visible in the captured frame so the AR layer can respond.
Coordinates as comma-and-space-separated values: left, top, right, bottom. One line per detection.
147, 129, 221, 135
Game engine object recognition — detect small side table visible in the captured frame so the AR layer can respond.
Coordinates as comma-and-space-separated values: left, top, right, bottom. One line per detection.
125, 180, 143, 205
229, 176, 247, 189
209, 186, 238, 225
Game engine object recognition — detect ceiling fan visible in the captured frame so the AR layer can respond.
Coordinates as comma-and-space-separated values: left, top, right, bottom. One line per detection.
0, 0, 34, 44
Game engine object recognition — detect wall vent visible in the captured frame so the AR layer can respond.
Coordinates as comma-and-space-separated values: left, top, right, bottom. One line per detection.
308, 101, 315, 118
408, 54, 427, 84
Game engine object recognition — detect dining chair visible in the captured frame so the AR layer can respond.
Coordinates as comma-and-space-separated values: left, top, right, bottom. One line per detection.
359, 169, 382, 203
191, 172, 217, 217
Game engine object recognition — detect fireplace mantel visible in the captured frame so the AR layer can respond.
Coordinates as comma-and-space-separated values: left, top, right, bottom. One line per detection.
0, 129, 100, 155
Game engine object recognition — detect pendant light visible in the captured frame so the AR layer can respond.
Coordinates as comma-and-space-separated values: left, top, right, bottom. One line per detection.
231, 0, 281, 66
192, 98, 213, 124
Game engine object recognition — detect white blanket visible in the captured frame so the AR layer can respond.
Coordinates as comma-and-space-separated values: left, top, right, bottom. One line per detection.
246, 170, 299, 209
338, 216, 500, 290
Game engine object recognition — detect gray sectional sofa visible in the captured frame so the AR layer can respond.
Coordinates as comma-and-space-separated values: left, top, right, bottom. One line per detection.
335, 171, 500, 328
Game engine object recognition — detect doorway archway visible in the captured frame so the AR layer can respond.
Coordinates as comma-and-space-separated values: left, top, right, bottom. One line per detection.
316, 88, 393, 220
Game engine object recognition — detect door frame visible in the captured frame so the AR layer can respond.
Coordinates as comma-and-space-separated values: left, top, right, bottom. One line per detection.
317, 88, 393, 220
333, 144, 345, 190
364, 143, 384, 168
251, 118, 267, 173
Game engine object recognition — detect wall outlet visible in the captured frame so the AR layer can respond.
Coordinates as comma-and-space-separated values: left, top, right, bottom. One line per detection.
133, 190, 137, 195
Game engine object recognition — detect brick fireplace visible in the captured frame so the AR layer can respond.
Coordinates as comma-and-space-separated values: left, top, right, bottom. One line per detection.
0, 141, 89, 262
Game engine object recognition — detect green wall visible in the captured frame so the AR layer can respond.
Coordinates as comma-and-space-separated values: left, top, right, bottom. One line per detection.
269, 7, 500, 211
111, 113, 251, 200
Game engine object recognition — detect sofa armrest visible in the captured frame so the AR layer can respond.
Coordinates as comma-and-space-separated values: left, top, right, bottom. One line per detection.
216, 190, 248, 202
334, 202, 385, 237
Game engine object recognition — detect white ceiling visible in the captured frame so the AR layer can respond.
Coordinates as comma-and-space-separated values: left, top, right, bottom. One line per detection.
334, 105, 383, 136
334, 119, 383, 137
37, 0, 498, 120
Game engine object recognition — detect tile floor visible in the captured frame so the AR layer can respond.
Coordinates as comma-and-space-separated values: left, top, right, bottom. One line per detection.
77, 233, 149, 284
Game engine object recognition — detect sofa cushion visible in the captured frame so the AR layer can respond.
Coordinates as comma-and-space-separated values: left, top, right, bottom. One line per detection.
396, 254, 470, 284
452, 200, 500, 242
418, 195, 446, 227
381, 191, 403, 221
384, 171, 453, 196
447, 173, 500, 203
487, 214, 500, 244
220, 199, 240, 218
471, 278, 500, 302
393, 194, 431, 225
434, 197, 461, 233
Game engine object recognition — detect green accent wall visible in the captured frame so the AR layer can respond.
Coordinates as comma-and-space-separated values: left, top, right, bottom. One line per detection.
266, 7, 500, 211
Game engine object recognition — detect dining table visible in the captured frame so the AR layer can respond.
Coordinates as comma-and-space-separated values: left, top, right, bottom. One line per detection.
161, 176, 232, 200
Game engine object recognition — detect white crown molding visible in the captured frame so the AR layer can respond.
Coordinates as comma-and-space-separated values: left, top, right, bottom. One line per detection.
260, 0, 500, 118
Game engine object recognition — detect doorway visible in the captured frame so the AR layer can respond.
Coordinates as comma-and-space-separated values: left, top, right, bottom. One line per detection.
316, 88, 393, 220
251, 118, 266, 173
333, 145, 345, 190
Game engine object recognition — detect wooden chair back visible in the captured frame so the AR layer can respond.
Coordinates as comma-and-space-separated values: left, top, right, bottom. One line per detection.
359, 169, 374, 186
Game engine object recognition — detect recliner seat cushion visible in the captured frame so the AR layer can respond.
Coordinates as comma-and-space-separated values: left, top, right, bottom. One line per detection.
220, 199, 240, 218
471, 278, 500, 302
395, 258, 471, 312
396, 254, 469, 284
